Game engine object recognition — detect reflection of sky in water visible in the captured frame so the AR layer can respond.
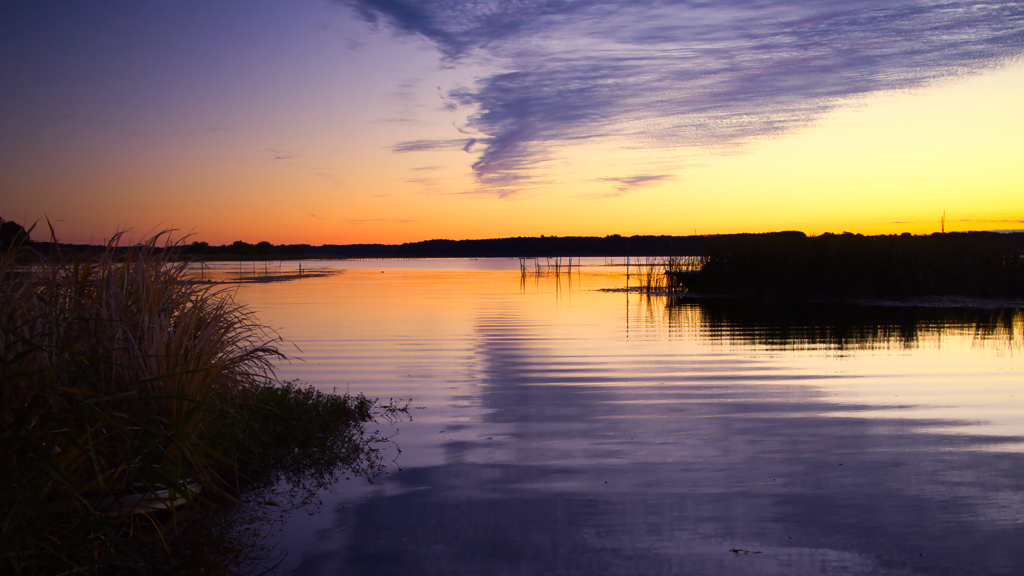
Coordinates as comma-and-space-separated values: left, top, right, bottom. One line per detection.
231, 261, 1024, 575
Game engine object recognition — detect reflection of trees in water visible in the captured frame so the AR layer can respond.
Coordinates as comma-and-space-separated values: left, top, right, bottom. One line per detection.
644, 297, 1024, 351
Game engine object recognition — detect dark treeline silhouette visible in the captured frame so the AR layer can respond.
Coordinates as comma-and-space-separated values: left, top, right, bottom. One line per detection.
61, 234, 722, 259
186, 240, 305, 258
18, 232, 778, 260
266, 234, 719, 259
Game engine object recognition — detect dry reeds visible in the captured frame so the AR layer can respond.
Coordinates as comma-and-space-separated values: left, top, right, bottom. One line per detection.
0, 229, 285, 573
2, 228, 407, 573
638, 257, 663, 292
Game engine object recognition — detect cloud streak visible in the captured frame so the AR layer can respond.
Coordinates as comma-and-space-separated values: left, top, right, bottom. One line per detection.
599, 174, 673, 195
391, 138, 477, 153
347, 0, 1024, 191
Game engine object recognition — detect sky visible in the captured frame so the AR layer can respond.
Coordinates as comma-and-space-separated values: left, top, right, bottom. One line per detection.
2, 0, 1023, 245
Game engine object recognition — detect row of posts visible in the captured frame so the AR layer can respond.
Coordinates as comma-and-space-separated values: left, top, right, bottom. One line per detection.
195, 260, 303, 280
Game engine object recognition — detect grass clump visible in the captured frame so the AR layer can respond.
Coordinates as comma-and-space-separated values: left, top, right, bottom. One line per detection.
0, 228, 403, 574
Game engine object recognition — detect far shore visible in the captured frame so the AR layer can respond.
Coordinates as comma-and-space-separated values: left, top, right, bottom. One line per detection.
28, 230, 1018, 261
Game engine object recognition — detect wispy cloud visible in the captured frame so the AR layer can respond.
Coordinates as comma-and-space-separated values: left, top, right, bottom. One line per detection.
381, 78, 428, 123
599, 174, 673, 195
391, 138, 477, 153
267, 148, 295, 161
404, 177, 439, 188
346, 0, 1024, 192
308, 213, 327, 220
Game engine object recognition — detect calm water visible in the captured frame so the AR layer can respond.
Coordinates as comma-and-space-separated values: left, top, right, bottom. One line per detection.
212, 259, 1023, 575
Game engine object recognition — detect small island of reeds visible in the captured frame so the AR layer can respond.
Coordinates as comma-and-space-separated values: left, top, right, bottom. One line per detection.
0, 228, 406, 574
668, 231, 1024, 303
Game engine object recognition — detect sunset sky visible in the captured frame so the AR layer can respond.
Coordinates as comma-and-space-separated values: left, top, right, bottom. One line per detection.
2, 1, 1023, 246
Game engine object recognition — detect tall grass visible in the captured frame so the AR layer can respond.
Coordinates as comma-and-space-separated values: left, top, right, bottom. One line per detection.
663, 256, 706, 292
626, 256, 704, 293
0, 230, 400, 574
637, 258, 662, 292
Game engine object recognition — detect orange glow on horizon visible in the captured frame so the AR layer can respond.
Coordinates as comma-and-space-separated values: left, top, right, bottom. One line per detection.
6, 59, 1023, 247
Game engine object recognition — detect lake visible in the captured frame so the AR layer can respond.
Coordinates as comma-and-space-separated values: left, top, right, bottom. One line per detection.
208, 258, 1024, 575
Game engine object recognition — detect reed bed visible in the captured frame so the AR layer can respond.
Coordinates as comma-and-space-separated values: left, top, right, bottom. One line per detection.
694, 232, 1024, 301
621, 256, 704, 293
0, 230, 400, 574
638, 257, 664, 292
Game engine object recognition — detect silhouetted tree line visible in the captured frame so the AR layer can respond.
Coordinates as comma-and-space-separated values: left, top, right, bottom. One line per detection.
296, 234, 719, 258
186, 240, 305, 258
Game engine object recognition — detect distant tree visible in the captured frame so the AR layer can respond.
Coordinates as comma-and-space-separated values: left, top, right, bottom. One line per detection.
0, 219, 30, 251
230, 240, 255, 255
255, 241, 274, 255
189, 241, 209, 254
281, 245, 306, 256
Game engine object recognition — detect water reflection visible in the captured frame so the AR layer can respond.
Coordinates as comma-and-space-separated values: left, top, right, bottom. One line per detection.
229, 264, 1024, 575
661, 298, 1024, 352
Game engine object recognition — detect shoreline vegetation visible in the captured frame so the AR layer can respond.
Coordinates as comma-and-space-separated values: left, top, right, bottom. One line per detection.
0, 226, 408, 574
